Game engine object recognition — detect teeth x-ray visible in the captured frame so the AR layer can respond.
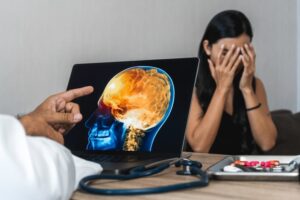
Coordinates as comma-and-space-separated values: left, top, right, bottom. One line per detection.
85, 66, 175, 152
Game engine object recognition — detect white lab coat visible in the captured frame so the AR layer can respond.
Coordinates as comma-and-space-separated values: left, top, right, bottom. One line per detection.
0, 115, 102, 200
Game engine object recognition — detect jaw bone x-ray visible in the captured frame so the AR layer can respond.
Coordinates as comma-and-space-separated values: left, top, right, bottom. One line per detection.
85, 66, 174, 152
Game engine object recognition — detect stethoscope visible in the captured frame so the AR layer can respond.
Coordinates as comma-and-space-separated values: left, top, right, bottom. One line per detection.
79, 158, 209, 195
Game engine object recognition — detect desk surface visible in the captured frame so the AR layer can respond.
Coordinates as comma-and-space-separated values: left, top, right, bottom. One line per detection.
71, 153, 300, 200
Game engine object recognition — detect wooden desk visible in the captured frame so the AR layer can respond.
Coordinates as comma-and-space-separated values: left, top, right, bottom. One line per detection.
71, 153, 300, 200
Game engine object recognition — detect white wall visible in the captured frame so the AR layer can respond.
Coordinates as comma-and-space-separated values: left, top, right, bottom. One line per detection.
0, 0, 298, 115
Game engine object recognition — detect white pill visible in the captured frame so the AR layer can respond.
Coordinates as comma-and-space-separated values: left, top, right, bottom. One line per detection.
223, 165, 243, 172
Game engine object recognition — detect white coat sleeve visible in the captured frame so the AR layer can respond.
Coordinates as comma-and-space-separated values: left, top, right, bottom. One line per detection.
0, 115, 102, 200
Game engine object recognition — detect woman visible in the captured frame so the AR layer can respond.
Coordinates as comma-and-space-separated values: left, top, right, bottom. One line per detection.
186, 10, 277, 154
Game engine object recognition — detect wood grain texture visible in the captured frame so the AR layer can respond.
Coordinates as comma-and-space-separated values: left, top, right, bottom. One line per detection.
72, 153, 300, 200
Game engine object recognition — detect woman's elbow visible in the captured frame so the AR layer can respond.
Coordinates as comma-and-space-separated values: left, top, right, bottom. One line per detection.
260, 139, 276, 152
260, 130, 277, 152
189, 142, 210, 153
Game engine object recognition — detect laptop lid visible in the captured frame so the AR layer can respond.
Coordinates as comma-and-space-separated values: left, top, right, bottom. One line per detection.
65, 57, 199, 158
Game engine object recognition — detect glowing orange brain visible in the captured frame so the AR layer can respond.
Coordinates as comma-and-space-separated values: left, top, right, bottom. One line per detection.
101, 68, 171, 130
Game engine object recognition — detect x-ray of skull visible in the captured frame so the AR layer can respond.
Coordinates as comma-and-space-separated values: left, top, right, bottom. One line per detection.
85, 66, 175, 152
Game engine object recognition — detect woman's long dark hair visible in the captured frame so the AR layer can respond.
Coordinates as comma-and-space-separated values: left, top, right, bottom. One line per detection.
196, 10, 256, 153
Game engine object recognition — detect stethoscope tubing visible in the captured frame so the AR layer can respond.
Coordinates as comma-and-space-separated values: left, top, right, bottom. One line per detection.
79, 161, 209, 195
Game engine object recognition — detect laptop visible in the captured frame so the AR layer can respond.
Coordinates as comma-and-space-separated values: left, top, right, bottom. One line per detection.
65, 57, 199, 174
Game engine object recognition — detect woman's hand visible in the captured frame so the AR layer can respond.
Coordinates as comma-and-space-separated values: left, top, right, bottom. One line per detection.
208, 44, 242, 92
239, 43, 256, 92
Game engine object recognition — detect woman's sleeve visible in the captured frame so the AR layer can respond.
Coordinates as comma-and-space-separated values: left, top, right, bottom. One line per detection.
0, 114, 102, 200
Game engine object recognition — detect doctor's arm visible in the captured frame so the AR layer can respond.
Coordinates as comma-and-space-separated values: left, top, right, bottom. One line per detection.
0, 86, 102, 200
0, 115, 101, 200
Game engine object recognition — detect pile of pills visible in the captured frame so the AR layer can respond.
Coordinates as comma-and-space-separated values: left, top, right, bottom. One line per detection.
223, 160, 283, 172
233, 160, 280, 168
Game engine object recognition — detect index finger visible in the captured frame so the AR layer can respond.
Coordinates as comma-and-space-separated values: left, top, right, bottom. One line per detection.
216, 44, 225, 66
57, 86, 94, 102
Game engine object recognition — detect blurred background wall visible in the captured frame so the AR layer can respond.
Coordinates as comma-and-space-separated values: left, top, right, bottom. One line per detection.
0, 0, 298, 115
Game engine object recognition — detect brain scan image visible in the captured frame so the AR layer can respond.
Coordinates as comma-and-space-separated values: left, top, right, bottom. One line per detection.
85, 66, 175, 152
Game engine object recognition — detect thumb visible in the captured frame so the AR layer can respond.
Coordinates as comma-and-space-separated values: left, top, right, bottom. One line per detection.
207, 59, 216, 80
45, 125, 64, 144
46, 112, 82, 124
30, 123, 64, 144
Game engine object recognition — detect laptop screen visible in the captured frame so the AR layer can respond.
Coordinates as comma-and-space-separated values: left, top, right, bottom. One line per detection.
65, 58, 198, 155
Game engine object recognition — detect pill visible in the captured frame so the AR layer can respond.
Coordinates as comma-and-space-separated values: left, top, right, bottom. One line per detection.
223, 165, 243, 172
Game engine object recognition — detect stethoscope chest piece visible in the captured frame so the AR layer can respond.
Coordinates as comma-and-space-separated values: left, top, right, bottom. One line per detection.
175, 158, 203, 175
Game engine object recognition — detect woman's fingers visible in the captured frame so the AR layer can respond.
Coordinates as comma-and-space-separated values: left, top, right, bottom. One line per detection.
216, 44, 225, 66
226, 47, 240, 71
221, 44, 236, 67
241, 53, 248, 68
245, 43, 256, 61
241, 46, 250, 63
245, 43, 256, 72
231, 55, 243, 73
